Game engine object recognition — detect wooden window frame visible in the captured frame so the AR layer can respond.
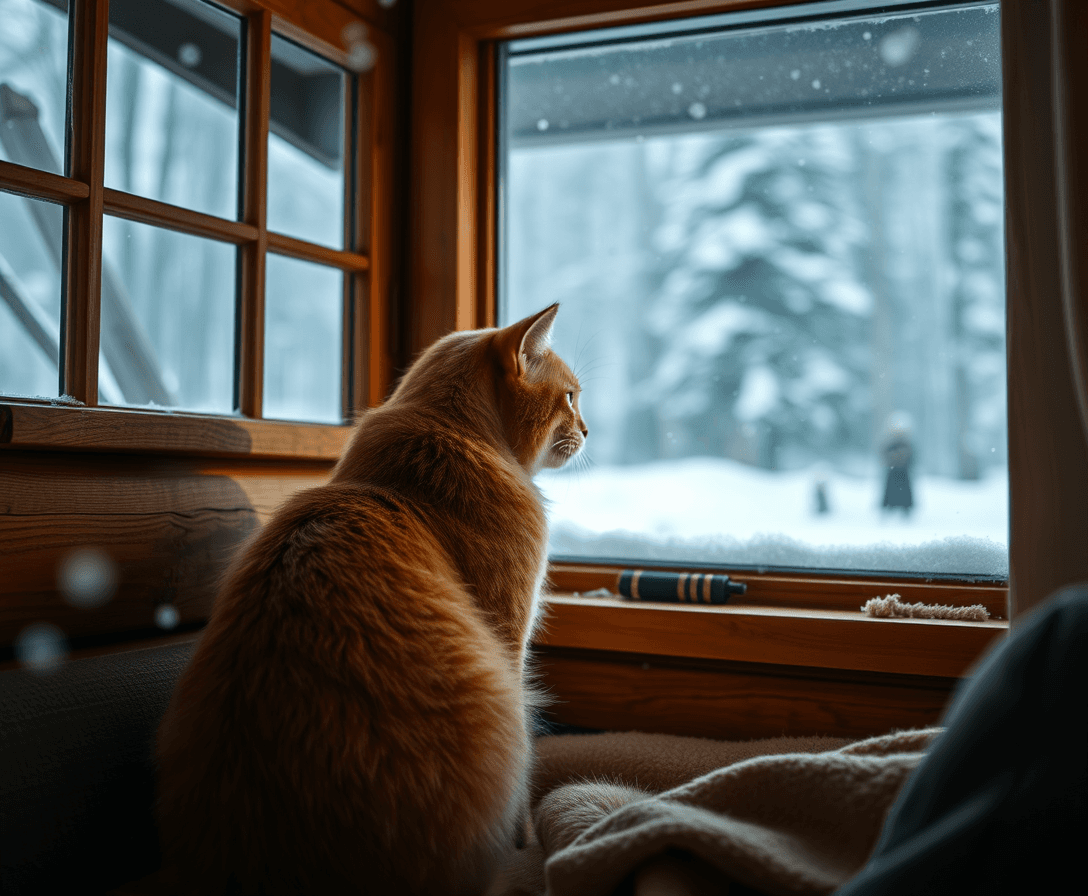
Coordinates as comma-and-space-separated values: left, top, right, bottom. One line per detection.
0, 0, 401, 460
0, 0, 405, 664
409, 0, 1088, 737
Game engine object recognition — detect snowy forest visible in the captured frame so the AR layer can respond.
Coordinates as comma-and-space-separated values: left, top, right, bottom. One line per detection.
507, 116, 1005, 479
503, 5, 1008, 576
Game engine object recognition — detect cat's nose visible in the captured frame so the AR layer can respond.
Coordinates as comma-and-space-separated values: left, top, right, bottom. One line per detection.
581, 423, 589, 438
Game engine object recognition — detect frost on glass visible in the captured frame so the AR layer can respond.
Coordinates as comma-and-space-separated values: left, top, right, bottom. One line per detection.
105, 0, 241, 219
502, 2, 1007, 577
100, 217, 235, 413
263, 254, 343, 424
0, 0, 68, 175
267, 35, 346, 248
0, 191, 62, 398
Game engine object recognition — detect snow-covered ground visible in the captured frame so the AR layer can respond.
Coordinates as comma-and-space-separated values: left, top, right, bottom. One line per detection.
538, 457, 1008, 578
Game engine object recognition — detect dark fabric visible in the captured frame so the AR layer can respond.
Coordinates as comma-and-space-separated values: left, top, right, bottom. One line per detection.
881, 436, 913, 510
881, 467, 912, 510
837, 584, 1088, 895
0, 639, 195, 895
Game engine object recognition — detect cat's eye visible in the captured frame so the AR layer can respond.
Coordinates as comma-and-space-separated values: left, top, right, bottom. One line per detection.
566, 392, 574, 407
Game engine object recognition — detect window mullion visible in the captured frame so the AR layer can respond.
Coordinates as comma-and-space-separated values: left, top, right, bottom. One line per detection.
341, 69, 357, 421
360, 36, 393, 411
237, 8, 271, 419
63, 0, 110, 406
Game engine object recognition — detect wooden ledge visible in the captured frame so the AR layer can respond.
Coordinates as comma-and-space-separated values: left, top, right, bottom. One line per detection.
0, 159, 90, 204
536, 594, 1007, 680
549, 562, 1009, 618
0, 402, 353, 460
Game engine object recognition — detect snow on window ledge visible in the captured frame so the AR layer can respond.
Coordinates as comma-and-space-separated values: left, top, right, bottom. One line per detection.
549, 524, 1008, 579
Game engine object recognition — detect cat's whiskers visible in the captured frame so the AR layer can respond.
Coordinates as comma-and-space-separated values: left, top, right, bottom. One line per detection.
573, 448, 594, 473
573, 360, 609, 385
552, 434, 585, 463
572, 327, 603, 378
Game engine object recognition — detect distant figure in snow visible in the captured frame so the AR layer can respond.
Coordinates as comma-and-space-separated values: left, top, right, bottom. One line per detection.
881, 413, 914, 516
812, 464, 831, 515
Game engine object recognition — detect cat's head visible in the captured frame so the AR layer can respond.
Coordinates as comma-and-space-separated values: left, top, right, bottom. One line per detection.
491, 304, 588, 474
384, 304, 586, 476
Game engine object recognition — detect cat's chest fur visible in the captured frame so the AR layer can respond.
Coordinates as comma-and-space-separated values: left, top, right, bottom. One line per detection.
348, 422, 550, 661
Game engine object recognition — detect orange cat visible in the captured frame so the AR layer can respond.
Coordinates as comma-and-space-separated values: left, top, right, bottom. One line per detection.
155, 304, 586, 895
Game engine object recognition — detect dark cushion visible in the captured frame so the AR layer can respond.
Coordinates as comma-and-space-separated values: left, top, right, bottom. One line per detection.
836, 585, 1088, 895
0, 639, 196, 895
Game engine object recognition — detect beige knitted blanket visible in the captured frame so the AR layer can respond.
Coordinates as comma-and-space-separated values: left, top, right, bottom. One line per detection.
492, 727, 940, 896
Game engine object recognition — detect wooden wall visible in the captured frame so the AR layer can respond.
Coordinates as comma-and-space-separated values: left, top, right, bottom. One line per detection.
535, 648, 961, 740
0, 445, 334, 660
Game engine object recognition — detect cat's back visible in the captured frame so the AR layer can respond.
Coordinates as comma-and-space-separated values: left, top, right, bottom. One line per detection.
156, 305, 584, 894
156, 480, 529, 895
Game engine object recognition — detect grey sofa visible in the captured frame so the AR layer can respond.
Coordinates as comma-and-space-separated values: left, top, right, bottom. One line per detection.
0, 639, 196, 895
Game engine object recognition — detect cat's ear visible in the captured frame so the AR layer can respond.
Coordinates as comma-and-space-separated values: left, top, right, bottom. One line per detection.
495, 303, 559, 377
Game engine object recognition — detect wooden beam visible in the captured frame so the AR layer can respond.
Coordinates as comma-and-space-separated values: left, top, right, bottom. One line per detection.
549, 563, 1010, 619
475, 39, 498, 329
237, 8, 273, 418
64, 0, 111, 406
444, 0, 807, 39
534, 647, 957, 740
0, 402, 351, 459
103, 189, 259, 244
0, 160, 89, 204
266, 231, 370, 271
536, 595, 1006, 679
364, 24, 402, 407
409, 0, 464, 351
1002, 1, 1088, 621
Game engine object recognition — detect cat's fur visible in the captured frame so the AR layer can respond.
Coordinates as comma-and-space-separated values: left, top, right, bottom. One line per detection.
155, 305, 586, 895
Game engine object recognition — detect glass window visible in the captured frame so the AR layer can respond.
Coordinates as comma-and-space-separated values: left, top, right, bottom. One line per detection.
262, 254, 343, 423
105, 0, 242, 219
267, 33, 347, 248
0, 190, 62, 398
99, 217, 236, 412
500, 1, 1007, 578
0, 0, 69, 175
0, 0, 358, 425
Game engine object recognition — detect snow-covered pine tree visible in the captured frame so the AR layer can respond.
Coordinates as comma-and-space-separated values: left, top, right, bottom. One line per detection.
945, 113, 1005, 479
644, 125, 872, 471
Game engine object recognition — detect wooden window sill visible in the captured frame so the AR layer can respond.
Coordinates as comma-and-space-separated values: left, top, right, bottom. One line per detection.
549, 563, 1008, 617
532, 593, 1006, 738
536, 593, 1007, 680
0, 401, 352, 461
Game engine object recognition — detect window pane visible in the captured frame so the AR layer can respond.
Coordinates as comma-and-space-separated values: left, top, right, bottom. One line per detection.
263, 254, 342, 424
0, 190, 62, 397
501, 2, 1007, 578
0, 0, 69, 175
100, 217, 235, 412
267, 33, 346, 248
105, 0, 241, 219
